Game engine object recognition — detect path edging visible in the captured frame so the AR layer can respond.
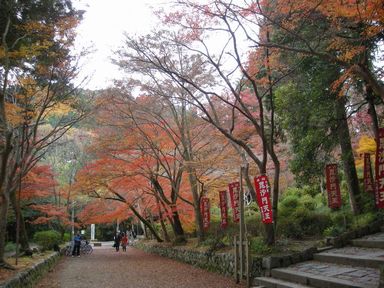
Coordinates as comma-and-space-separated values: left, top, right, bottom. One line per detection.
0, 252, 60, 288
135, 241, 263, 278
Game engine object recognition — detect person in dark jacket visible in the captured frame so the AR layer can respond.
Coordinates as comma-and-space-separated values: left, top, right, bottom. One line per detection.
113, 232, 121, 252
72, 233, 81, 257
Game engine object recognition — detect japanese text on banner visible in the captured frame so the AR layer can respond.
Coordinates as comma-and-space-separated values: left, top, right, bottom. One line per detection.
219, 191, 228, 229
363, 153, 375, 193
375, 128, 384, 208
325, 164, 342, 209
254, 175, 273, 224
228, 182, 240, 223
201, 197, 210, 230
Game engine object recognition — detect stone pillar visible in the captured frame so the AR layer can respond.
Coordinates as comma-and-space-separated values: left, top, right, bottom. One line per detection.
91, 224, 95, 241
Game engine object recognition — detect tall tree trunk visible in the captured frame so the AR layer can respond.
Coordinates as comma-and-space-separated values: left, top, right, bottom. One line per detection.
128, 203, 163, 242
335, 97, 361, 214
270, 152, 280, 231
9, 189, 30, 252
352, 64, 384, 103
171, 209, 185, 242
366, 85, 379, 140
0, 132, 13, 268
0, 191, 10, 268
155, 196, 170, 242
187, 170, 204, 243
266, 32, 280, 232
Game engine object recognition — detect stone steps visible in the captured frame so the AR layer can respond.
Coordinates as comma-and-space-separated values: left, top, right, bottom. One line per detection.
253, 231, 384, 288
351, 232, 384, 249
253, 276, 312, 288
314, 246, 384, 268
270, 261, 378, 288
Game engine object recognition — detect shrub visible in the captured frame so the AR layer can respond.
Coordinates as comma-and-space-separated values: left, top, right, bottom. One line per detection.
33, 230, 61, 251
250, 236, 272, 255
279, 195, 300, 218
301, 185, 320, 197
323, 225, 345, 237
277, 219, 304, 239
277, 188, 332, 239
63, 232, 71, 242
300, 194, 317, 210
5, 242, 16, 253
351, 212, 376, 230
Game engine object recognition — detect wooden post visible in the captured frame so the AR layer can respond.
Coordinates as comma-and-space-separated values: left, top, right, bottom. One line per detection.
234, 164, 252, 286
234, 235, 239, 283
239, 166, 245, 280
246, 238, 251, 288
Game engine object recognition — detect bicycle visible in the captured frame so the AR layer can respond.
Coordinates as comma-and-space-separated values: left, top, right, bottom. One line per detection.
80, 240, 93, 255
65, 240, 93, 256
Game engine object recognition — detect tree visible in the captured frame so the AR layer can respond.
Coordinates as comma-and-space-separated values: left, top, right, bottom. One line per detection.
113, 60, 233, 242
231, 0, 383, 102
0, 0, 84, 268
253, 1, 376, 213
116, 21, 283, 244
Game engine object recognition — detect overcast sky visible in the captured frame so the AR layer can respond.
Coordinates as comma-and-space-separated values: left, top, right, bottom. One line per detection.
73, 0, 164, 89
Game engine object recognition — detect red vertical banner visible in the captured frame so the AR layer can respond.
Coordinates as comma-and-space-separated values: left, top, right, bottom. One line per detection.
375, 128, 384, 208
201, 197, 210, 230
325, 164, 342, 209
254, 175, 273, 224
219, 191, 228, 229
364, 153, 375, 193
228, 182, 240, 223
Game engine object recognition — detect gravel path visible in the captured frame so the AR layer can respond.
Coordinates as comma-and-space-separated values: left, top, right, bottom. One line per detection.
35, 243, 245, 288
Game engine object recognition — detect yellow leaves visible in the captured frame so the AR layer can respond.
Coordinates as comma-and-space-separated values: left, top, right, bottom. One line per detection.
356, 135, 376, 155
355, 135, 376, 168
0, 47, 5, 59
5, 102, 23, 126
5, 76, 74, 127
45, 102, 73, 117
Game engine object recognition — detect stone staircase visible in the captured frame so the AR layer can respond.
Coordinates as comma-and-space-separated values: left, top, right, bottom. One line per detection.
253, 232, 384, 288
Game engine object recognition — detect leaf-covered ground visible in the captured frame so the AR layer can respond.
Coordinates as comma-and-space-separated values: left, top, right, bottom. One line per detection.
35, 244, 246, 288
0, 251, 53, 283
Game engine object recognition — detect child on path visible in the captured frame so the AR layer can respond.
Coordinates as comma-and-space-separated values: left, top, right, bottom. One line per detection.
121, 232, 128, 252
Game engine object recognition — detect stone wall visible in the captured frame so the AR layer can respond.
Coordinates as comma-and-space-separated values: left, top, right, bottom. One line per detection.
135, 242, 263, 278
326, 219, 383, 248
0, 252, 60, 288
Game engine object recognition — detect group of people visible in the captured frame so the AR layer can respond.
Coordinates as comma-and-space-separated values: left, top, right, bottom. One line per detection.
113, 231, 130, 252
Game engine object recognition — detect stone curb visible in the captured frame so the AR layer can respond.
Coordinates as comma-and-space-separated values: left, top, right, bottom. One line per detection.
134, 241, 263, 278
262, 246, 318, 273
0, 251, 60, 288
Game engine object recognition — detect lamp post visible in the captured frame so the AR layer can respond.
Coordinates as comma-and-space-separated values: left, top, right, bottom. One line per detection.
70, 200, 77, 241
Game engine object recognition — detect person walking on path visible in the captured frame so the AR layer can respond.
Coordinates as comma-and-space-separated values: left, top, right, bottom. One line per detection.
121, 233, 128, 252
72, 233, 81, 257
113, 232, 121, 252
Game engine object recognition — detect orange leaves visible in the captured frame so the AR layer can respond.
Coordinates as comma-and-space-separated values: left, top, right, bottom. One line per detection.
77, 199, 131, 224
318, 0, 384, 23
327, 41, 367, 62
269, 0, 383, 62
29, 204, 66, 218
28, 202, 69, 226
21, 165, 57, 200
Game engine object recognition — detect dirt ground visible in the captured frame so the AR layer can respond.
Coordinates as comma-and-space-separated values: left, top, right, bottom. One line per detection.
35, 244, 246, 288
